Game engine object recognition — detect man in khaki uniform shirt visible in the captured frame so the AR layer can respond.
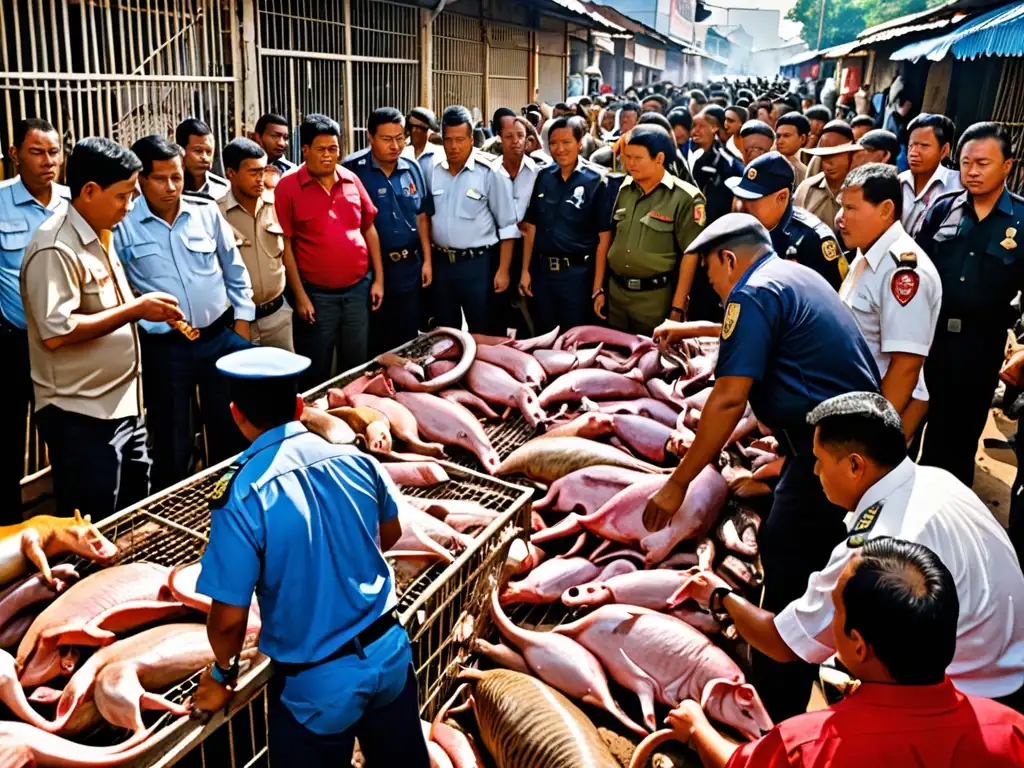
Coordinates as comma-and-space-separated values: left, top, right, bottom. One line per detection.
220, 138, 293, 351
596, 126, 707, 335
795, 122, 859, 233
21, 138, 182, 520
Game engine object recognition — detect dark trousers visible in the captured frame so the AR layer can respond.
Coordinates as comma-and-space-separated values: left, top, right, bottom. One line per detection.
532, 261, 593, 334
431, 249, 492, 333
490, 241, 529, 337
0, 315, 30, 523
141, 327, 250, 492
35, 406, 150, 521
372, 254, 422, 355
294, 275, 371, 390
268, 665, 429, 768
751, 452, 848, 722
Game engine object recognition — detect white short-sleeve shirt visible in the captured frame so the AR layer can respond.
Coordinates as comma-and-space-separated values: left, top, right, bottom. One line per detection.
838, 221, 942, 401
775, 458, 1024, 698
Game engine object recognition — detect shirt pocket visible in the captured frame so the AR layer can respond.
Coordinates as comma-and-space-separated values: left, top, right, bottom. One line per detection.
79, 262, 118, 311
123, 241, 178, 282
457, 189, 489, 220
261, 221, 285, 257
181, 231, 220, 276
638, 214, 676, 257
0, 219, 33, 263
981, 241, 1024, 310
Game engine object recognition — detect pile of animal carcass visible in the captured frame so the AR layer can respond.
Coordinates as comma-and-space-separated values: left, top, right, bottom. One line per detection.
316, 325, 782, 767
0, 514, 265, 766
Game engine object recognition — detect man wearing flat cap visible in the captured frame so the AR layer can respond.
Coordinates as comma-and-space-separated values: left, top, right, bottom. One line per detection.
675, 391, 1024, 712
647, 213, 880, 721
797, 121, 860, 233
402, 107, 438, 165
729, 152, 847, 290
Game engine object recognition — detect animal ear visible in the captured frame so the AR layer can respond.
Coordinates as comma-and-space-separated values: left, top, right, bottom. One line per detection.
736, 684, 756, 705
73, 509, 84, 523
700, 677, 740, 708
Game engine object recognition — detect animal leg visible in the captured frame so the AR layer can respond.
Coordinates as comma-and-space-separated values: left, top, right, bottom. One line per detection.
560, 531, 590, 559
19, 529, 52, 584
141, 691, 190, 717
90, 600, 192, 635
530, 513, 585, 545
617, 650, 659, 732
472, 639, 530, 675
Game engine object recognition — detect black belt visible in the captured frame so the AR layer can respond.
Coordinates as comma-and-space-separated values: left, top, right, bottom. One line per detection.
274, 610, 402, 676
538, 252, 591, 271
432, 244, 490, 264
386, 247, 421, 263
143, 308, 234, 344
610, 270, 673, 291
254, 294, 285, 320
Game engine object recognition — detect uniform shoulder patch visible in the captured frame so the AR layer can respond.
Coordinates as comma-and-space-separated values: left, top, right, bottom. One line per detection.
891, 268, 920, 306
208, 462, 241, 509
822, 239, 839, 262
847, 501, 883, 547
722, 302, 740, 339
693, 203, 707, 227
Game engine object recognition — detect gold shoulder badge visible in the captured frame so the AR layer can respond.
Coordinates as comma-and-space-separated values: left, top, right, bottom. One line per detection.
822, 239, 839, 262
847, 501, 884, 547
694, 203, 707, 227
747, 167, 758, 180
722, 302, 741, 339
208, 463, 240, 509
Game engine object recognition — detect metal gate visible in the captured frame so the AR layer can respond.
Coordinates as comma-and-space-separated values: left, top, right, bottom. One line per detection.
257, 0, 419, 156
432, 12, 484, 119
487, 22, 530, 115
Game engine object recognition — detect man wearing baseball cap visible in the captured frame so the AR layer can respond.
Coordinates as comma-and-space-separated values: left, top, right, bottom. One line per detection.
728, 152, 847, 290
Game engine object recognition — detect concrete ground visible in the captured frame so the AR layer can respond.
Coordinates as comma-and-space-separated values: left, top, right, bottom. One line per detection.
975, 408, 1017, 526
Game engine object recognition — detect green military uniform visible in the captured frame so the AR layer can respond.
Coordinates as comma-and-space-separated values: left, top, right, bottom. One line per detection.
606, 173, 706, 335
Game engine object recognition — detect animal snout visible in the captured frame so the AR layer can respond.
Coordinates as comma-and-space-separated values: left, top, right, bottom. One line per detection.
567, 587, 580, 597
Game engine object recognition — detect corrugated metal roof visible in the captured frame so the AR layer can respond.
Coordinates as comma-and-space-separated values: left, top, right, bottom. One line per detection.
858, 1, 957, 38
551, 0, 626, 31
857, 15, 959, 45
780, 48, 822, 67
892, 0, 1024, 60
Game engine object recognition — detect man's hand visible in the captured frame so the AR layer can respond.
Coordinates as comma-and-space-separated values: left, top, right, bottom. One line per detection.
233, 320, 250, 341
421, 261, 433, 288
494, 268, 510, 294
666, 700, 710, 741
643, 480, 686, 531
371, 279, 384, 311
189, 666, 236, 721
675, 570, 731, 610
1001, 349, 1024, 387
519, 272, 533, 298
134, 292, 184, 324
295, 292, 315, 323
593, 292, 607, 320
653, 319, 690, 347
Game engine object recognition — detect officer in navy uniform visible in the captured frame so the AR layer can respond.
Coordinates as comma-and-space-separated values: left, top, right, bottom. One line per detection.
343, 108, 433, 353
519, 115, 612, 333
728, 152, 848, 290
191, 346, 430, 768
915, 122, 1024, 485
646, 213, 880, 723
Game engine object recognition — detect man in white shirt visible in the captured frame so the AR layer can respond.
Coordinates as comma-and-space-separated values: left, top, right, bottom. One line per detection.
836, 163, 942, 438
678, 392, 1024, 706
900, 113, 963, 236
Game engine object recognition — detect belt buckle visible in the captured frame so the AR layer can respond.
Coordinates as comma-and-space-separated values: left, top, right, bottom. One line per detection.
548, 257, 560, 272
448, 250, 456, 265
389, 251, 402, 263
947, 318, 962, 333
627, 278, 642, 290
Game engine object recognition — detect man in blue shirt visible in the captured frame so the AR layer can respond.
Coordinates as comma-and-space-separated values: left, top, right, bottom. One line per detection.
191, 347, 429, 768
343, 108, 433, 354
0, 118, 69, 520
114, 135, 255, 491
645, 213, 880, 723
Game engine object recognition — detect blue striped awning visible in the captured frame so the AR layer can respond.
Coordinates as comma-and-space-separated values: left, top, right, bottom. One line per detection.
891, 0, 1024, 61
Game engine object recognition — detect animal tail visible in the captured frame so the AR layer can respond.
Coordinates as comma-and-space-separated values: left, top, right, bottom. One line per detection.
628, 728, 685, 768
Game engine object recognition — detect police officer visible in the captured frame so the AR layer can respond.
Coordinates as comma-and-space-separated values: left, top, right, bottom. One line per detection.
420, 105, 517, 333
343, 108, 432, 353
916, 122, 1024, 485
191, 346, 430, 768
220, 138, 294, 351
688, 107, 742, 225
597, 125, 707, 333
253, 113, 296, 175
520, 116, 612, 333
114, 135, 254, 491
646, 213, 880, 722
678, 393, 1024, 708
835, 163, 941, 437
175, 119, 230, 201
728, 152, 848, 290
1, 118, 70, 520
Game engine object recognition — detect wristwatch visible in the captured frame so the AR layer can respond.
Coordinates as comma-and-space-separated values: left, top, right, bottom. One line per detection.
709, 586, 736, 623
210, 655, 240, 686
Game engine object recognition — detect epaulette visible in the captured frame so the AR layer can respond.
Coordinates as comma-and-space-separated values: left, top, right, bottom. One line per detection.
182, 191, 214, 204
260, 189, 276, 205
676, 178, 703, 200
206, 171, 228, 185
208, 461, 241, 509
890, 249, 918, 269
846, 501, 883, 548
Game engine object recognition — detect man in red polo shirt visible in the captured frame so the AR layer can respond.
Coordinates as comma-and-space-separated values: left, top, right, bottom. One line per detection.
661, 537, 1024, 767
275, 114, 384, 387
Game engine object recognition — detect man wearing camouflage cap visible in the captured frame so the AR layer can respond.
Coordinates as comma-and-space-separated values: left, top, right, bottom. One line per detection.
675, 391, 1024, 711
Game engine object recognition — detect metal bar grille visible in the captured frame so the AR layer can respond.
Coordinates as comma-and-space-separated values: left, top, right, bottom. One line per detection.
431, 11, 484, 117
487, 21, 530, 113
993, 57, 1024, 194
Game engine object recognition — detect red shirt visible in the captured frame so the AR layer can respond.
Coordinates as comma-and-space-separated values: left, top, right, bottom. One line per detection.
274, 164, 377, 289
727, 677, 1024, 768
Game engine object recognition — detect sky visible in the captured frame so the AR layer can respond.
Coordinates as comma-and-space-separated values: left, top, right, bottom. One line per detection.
711, 0, 805, 41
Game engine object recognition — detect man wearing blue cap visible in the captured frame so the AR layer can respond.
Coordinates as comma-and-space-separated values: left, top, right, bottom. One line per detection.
647, 212, 880, 722
191, 347, 429, 767
728, 151, 847, 290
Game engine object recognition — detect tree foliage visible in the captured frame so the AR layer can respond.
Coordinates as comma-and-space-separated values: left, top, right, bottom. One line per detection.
786, 0, 942, 49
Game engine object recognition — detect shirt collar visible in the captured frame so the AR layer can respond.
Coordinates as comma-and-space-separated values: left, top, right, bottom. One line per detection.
440, 152, 477, 173
223, 188, 244, 213
901, 165, 954, 201
730, 250, 775, 297
67, 205, 101, 247
240, 421, 309, 462
862, 220, 908, 272
997, 187, 1015, 216
135, 194, 190, 224
844, 676, 961, 713
852, 457, 916, 516
11, 177, 67, 209
775, 201, 795, 235
297, 164, 343, 187
497, 154, 534, 179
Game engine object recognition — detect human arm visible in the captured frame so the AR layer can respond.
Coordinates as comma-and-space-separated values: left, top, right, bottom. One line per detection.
495, 238, 514, 293
671, 252, 698, 320
652, 319, 723, 345
213, 208, 256, 325
879, 264, 938, 414
881, 352, 925, 415
666, 701, 740, 768
417, 213, 433, 287
674, 193, 707, 320
492, 173, 518, 293
365, 224, 384, 310
520, 222, 536, 297
275, 181, 315, 323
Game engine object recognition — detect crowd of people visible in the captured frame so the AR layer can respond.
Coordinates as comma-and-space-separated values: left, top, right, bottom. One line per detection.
3, 72, 1024, 765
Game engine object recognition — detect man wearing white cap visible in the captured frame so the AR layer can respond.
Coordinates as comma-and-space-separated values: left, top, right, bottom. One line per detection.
796, 121, 861, 234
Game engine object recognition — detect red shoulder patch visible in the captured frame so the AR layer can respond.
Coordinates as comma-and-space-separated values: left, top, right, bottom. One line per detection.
891, 269, 920, 307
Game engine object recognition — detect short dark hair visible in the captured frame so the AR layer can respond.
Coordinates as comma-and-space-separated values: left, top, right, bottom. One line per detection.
490, 107, 517, 137
174, 118, 212, 149
223, 137, 266, 172
851, 115, 875, 130
66, 137, 142, 199
625, 124, 674, 163
776, 113, 810, 136
228, 377, 300, 430
842, 162, 903, 219
959, 121, 1014, 160
618, 101, 641, 118
814, 403, 908, 468
255, 113, 288, 135
821, 120, 855, 142
668, 109, 693, 132
299, 113, 341, 148
740, 120, 775, 141
907, 113, 956, 151
843, 537, 959, 686
130, 135, 182, 176
642, 94, 669, 112
804, 105, 832, 124
548, 116, 584, 142
689, 89, 708, 105
858, 130, 900, 166
14, 118, 57, 149
703, 106, 727, 131
726, 105, 749, 123
638, 112, 673, 134
772, 98, 795, 116
367, 107, 404, 136
441, 105, 473, 135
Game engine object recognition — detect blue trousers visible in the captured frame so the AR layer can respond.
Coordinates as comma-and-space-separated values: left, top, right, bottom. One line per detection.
141, 326, 250, 492
294, 275, 371, 390
372, 257, 421, 354
430, 250, 492, 333
36, 407, 150, 521
531, 262, 593, 334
